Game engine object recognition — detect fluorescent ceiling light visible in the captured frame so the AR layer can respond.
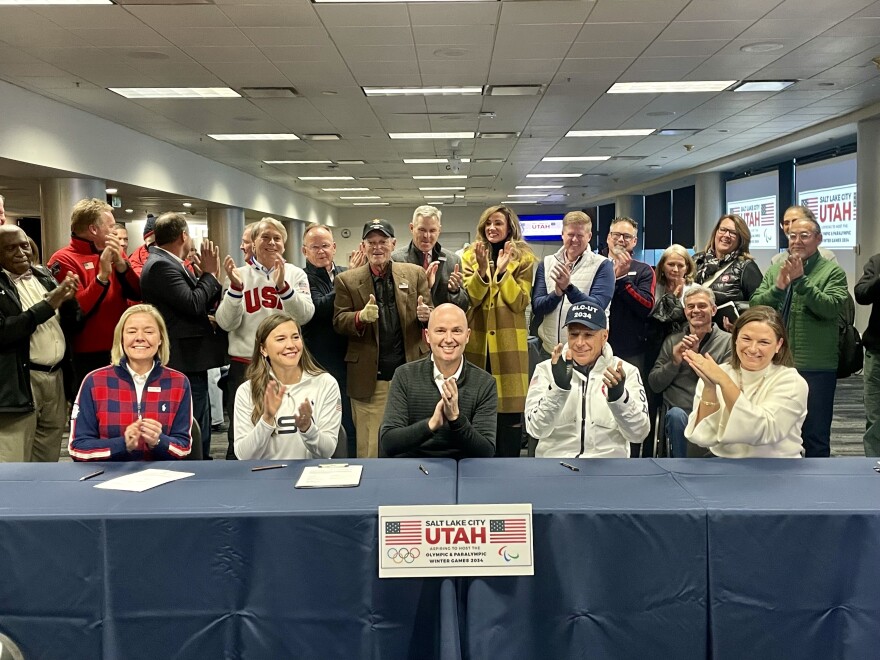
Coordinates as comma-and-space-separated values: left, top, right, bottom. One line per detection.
503, 200, 539, 204
389, 132, 475, 140
323, 187, 369, 191
403, 158, 471, 164
526, 173, 582, 179
210, 134, 299, 141
419, 186, 466, 191
125, 209, 133, 213
412, 175, 467, 180
363, 86, 483, 96
298, 176, 355, 181
182, 203, 192, 208
732, 80, 796, 92
486, 85, 543, 96
2, 0, 110, 3
507, 194, 547, 198
264, 160, 332, 164
315, 0, 490, 3
337, 160, 366, 165
565, 129, 655, 137
655, 129, 699, 137
516, 185, 563, 190
478, 132, 520, 139
423, 195, 455, 199
110, 87, 240, 99
105, 188, 118, 194
608, 81, 736, 94
353, 202, 390, 206
302, 134, 341, 141
340, 196, 380, 200
542, 156, 610, 162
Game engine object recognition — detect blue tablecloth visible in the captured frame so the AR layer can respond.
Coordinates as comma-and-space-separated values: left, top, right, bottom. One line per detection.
0, 459, 459, 660
456, 458, 708, 660
663, 458, 880, 660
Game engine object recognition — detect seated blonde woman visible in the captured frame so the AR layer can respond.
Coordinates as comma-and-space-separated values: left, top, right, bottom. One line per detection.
684, 306, 808, 458
69, 304, 192, 461
234, 312, 341, 460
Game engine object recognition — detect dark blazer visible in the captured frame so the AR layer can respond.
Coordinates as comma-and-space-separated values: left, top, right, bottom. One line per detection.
391, 240, 470, 311
140, 247, 227, 373
0, 267, 81, 412
302, 261, 348, 381
333, 261, 430, 399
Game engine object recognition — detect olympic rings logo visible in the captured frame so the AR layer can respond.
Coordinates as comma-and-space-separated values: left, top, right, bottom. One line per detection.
387, 547, 421, 564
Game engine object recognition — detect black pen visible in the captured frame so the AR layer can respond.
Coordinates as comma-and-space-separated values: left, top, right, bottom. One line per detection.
251, 464, 288, 472
418, 464, 429, 476
560, 462, 579, 472
79, 470, 104, 481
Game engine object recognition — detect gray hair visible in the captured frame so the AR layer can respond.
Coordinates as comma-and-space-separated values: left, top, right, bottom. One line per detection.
683, 284, 716, 306
412, 205, 442, 224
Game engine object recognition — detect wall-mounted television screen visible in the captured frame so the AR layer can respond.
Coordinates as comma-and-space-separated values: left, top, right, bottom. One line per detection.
519, 214, 564, 240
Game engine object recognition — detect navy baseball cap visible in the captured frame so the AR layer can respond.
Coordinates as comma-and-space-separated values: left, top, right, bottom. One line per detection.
564, 298, 607, 330
362, 219, 394, 239
143, 214, 157, 238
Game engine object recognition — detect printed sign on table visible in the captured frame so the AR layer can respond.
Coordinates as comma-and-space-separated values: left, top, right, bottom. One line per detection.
378, 504, 533, 578
726, 195, 777, 249
798, 184, 857, 248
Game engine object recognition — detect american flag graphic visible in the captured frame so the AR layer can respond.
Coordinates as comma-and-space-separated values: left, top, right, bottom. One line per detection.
385, 520, 422, 545
760, 201, 776, 225
803, 197, 819, 216
489, 519, 527, 544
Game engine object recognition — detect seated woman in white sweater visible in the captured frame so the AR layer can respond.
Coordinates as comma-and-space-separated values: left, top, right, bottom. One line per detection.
683, 305, 808, 458
234, 312, 341, 460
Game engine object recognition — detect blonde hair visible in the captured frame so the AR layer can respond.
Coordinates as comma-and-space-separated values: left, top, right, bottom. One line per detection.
475, 205, 533, 260
246, 313, 325, 425
656, 244, 696, 287
562, 211, 592, 231
111, 304, 170, 367
255, 217, 288, 244
413, 205, 442, 224
71, 198, 112, 235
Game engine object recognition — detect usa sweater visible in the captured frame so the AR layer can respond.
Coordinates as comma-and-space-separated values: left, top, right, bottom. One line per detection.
215, 260, 315, 360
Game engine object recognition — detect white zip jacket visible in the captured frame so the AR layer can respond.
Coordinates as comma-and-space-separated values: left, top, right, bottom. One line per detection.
216, 260, 315, 359
526, 343, 649, 458
234, 371, 341, 460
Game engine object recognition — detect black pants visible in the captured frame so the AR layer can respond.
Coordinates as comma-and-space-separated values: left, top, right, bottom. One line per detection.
225, 360, 250, 460
72, 351, 111, 393
185, 371, 210, 460
495, 412, 524, 457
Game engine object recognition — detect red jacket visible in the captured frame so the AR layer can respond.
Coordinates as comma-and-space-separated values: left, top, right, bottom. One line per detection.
48, 235, 141, 353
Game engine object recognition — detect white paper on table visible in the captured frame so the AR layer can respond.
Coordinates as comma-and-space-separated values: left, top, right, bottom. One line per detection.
295, 465, 363, 489
94, 468, 195, 492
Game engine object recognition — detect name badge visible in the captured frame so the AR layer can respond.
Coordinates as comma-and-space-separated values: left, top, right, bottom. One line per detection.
84, 262, 94, 270
147, 386, 161, 392
398, 282, 409, 290
627, 271, 637, 276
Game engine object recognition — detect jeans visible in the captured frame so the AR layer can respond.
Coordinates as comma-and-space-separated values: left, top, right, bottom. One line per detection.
798, 369, 837, 458
864, 350, 880, 456
665, 407, 690, 458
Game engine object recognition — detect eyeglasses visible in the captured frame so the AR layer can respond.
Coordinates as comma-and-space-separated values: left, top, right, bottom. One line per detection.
716, 227, 738, 237
306, 243, 333, 252
788, 232, 816, 242
608, 231, 635, 242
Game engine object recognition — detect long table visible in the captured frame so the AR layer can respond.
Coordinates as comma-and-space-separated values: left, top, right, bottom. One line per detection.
457, 458, 709, 660
663, 458, 880, 660
0, 459, 459, 660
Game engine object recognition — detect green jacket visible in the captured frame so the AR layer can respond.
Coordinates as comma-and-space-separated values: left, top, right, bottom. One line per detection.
750, 252, 847, 371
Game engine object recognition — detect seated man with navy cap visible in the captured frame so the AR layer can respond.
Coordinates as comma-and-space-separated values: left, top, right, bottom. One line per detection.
525, 297, 650, 458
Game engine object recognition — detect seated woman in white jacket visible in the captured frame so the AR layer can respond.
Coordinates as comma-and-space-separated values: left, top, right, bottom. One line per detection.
234, 312, 341, 460
684, 305, 808, 458
525, 298, 650, 458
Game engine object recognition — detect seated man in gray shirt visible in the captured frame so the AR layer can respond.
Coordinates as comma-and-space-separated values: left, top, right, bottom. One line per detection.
648, 285, 731, 457
380, 303, 497, 459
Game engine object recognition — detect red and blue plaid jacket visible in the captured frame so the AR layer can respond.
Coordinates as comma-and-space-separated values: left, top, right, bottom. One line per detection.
69, 359, 192, 461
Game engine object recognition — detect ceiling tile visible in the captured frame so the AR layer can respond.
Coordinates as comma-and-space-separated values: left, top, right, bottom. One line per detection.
587, 0, 689, 23
124, 6, 235, 29
643, 39, 728, 58
576, 21, 667, 43
496, 23, 582, 44
412, 25, 496, 46
409, 2, 499, 26
326, 26, 414, 46
241, 27, 333, 47
499, 0, 592, 25
162, 27, 251, 48
658, 20, 755, 41
219, 4, 321, 27
179, 46, 269, 64
315, 4, 410, 27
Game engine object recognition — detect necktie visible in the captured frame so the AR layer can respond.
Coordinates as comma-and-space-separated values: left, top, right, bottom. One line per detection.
423, 252, 431, 270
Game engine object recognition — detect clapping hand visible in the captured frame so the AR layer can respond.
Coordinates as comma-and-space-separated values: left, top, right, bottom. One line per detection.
293, 399, 312, 433
602, 360, 627, 402
271, 255, 286, 289
199, 240, 220, 278
683, 350, 725, 387
261, 379, 285, 424
223, 255, 243, 288
46, 273, 78, 309
496, 241, 513, 275
612, 248, 631, 279
440, 377, 459, 421
447, 263, 462, 292
474, 242, 490, 279
549, 262, 571, 295
672, 334, 700, 364
349, 245, 368, 269
550, 342, 573, 390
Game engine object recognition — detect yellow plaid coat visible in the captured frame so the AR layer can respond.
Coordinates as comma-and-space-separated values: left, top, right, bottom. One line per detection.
460, 247, 536, 414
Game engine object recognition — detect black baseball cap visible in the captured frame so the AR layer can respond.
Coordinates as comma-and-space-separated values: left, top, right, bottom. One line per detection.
362, 219, 394, 239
